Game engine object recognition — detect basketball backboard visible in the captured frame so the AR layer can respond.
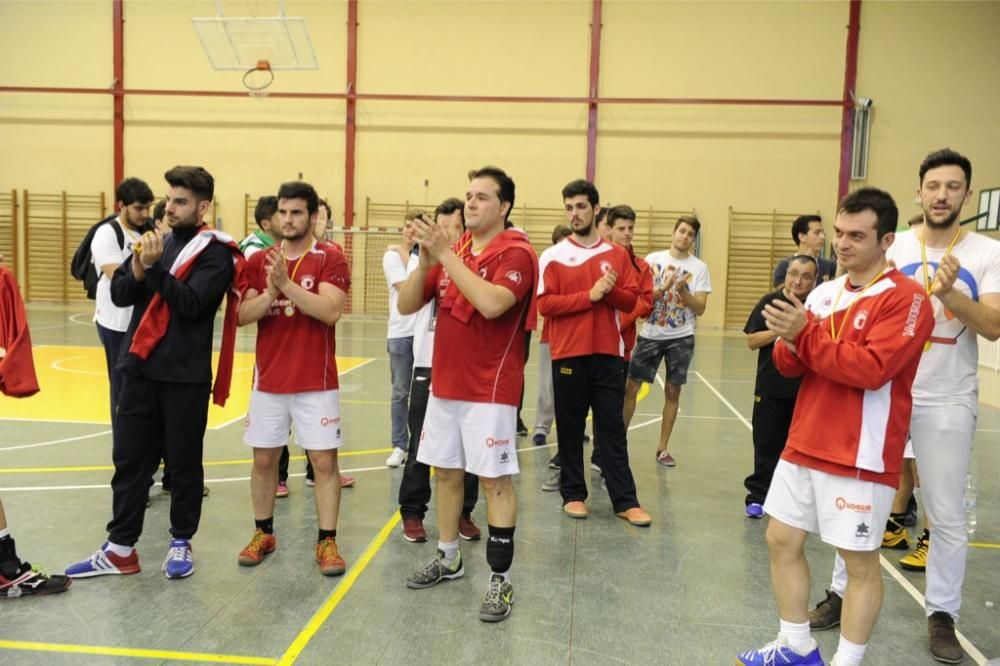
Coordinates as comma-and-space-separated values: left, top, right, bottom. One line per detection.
192, 0, 318, 71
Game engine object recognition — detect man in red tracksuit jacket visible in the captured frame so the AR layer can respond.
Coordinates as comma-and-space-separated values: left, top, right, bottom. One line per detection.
737, 188, 933, 666
605, 205, 654, 379
537, 179, 650, 526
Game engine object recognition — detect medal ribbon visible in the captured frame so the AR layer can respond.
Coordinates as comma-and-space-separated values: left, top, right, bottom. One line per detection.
828, 270, 886, 341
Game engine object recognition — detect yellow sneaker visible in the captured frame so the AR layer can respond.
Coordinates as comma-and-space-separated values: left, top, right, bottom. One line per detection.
881, 517, 909, 550
900, 530, 929, 572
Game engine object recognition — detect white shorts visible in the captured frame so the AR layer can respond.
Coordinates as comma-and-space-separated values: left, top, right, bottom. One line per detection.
764, 459, 895, 551
244, 390, 342, 451
903, 437, 914, 460
416, 396, 519, 478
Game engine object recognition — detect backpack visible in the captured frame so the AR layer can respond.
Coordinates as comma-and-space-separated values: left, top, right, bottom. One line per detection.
70, 215, 151, 299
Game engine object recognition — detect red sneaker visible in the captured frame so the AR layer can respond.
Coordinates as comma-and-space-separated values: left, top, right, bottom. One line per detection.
401, 517, 428, 543
238, 529, 277, 566
315, 538, 346, 576
458, 514, 481, 541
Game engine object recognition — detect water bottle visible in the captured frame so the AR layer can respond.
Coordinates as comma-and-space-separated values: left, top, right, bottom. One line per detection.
964, 474, 978, 536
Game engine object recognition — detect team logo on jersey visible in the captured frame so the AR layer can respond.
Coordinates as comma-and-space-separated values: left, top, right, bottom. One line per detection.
853, 310, 869, 330
320, 416, 340, 427
820, 296, 834, 311
855, 522, 870, 539
499, 451, 510, 463
599, 260, 612, 275
505, 270, 522, 284
300, 275, 315, 290
486, 436, 511, 448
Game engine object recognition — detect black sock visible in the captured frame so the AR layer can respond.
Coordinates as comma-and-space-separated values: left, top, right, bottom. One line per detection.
0, 535, 17, 564
318, 528, 337, 542
255, 518, 274, 535
486, 525, 515, 574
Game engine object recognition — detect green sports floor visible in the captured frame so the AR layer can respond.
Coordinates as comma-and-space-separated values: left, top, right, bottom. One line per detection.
1, 305, 998, 665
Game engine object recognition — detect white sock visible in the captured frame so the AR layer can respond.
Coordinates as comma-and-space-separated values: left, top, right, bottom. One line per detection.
104, 541, 134, 557
778, 619, 815, 654
831, 635, 866, 666
438, 540, 459, 564
0, 528, 10, 540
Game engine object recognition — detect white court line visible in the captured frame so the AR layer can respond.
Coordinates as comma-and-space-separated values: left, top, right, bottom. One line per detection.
692, 370, 753, 431
0, 430, 111, 452
50, 355, 105, 376
693, 371, 988, 666
0, 416, 669, 493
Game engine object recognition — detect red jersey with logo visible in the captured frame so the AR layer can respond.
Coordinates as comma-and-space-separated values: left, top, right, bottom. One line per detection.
247, 244, 351, 393
422, 236, 536, 406
772, 269, 933, 487
537, 237, 639, 361
619, 249, 653, 361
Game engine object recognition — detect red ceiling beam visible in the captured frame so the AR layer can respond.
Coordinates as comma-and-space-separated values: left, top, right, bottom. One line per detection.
344, 0, 358, 229
112, 0, 124, 188
837, 0, 862, 202
585, 0, 603, 182
0, 85, 845, 107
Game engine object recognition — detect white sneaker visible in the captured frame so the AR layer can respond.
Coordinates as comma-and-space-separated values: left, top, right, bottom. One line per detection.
386, 447, 407, 467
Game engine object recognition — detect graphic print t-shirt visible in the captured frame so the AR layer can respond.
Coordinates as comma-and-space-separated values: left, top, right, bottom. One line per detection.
640, 251, 712, 340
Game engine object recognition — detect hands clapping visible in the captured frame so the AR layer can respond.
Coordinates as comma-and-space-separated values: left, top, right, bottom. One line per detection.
589, 268, 618, 302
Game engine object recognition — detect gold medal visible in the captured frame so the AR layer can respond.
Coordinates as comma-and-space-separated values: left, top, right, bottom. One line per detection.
284, 305, 295, 317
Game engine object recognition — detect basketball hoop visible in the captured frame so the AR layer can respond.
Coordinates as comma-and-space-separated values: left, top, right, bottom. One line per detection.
243, 60, 274, 99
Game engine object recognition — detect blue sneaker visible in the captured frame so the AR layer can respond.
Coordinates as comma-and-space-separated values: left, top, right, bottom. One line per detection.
746, 503, 765, 519
736, 638, 824, 666
162, 539, 194, 579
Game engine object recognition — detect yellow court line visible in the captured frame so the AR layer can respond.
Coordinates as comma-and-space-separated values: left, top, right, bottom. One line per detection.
969, 542, 1000, 549
0, 448, 394, 474
277, 510, 401, 665
0, 640, 275, 665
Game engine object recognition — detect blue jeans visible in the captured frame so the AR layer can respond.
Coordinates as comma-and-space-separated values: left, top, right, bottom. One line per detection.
387, 336, 414, 448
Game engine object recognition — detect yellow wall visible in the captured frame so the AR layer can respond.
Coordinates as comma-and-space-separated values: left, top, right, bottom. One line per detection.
854, 1, 1000, 222
1, 0, 999, 326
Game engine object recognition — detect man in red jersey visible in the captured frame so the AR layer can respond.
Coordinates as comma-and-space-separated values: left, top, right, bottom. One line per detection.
537, 180, 650, 526
397, 166, 536, 623
737, 188, 933, 666
235, 181, 352, 578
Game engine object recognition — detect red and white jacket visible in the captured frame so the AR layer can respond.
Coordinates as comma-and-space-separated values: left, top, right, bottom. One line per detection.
619, 248, 653, 361
773, 269, 933, 488
537, 237, 638, 361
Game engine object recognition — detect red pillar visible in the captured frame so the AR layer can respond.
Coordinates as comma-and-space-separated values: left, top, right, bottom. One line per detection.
585, 0, 603, 182
837, 0, 862, 202
344, 0, 358, 228
112, 0, 124, 188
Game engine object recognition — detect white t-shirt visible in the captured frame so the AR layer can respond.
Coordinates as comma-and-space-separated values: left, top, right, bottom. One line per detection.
639, 250, 712, 340
887, 229, 1000, 407
91, 219, 141, 332
383, 248, 416, 339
